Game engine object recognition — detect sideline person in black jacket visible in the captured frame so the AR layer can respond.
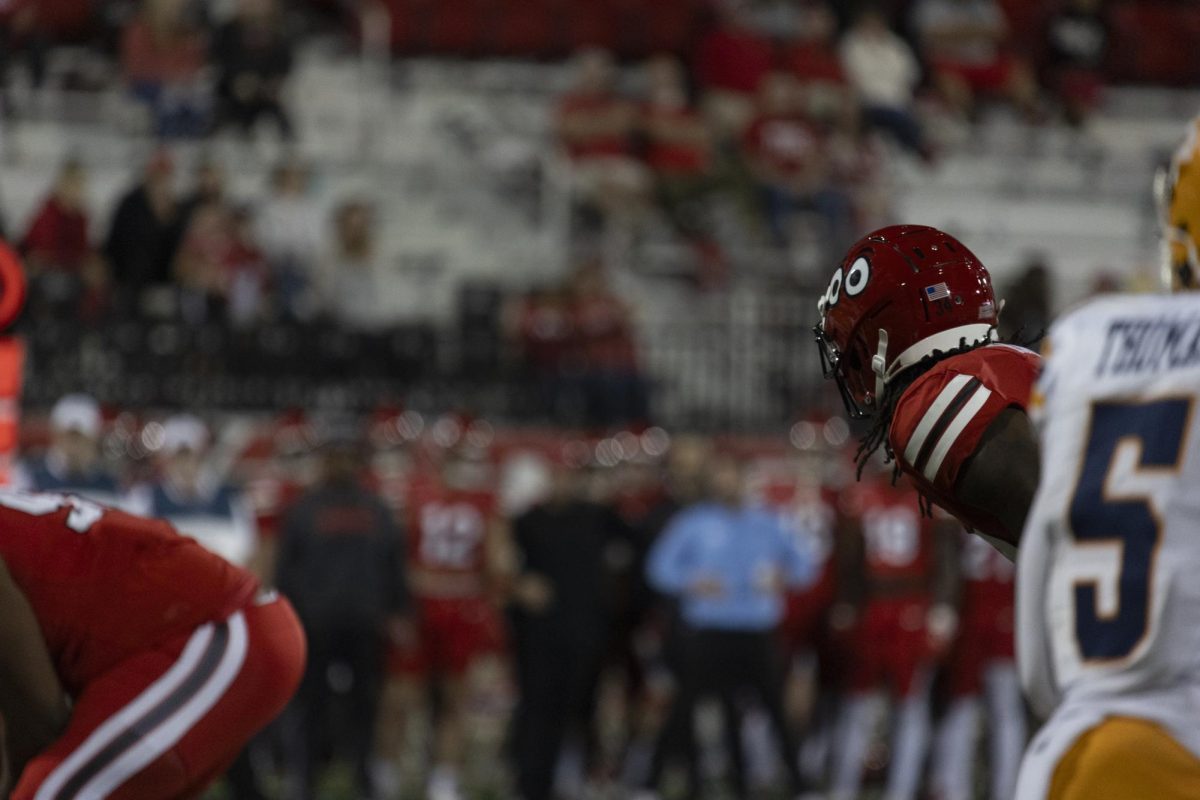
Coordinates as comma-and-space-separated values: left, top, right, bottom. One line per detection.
276, 425, 409, 800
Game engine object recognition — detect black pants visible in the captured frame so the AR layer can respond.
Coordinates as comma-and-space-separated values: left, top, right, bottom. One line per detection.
510, 619, 605, 800
285, 625, 383, 800
645, 628, 806, 799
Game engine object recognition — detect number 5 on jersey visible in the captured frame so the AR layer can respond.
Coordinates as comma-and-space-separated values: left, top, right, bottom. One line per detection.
1069, 398, 1193, 663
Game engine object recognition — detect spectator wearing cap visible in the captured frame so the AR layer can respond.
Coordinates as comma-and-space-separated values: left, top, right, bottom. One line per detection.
127, 414, 258, 568
14, 394, 123, 507
276, 423, 411, 800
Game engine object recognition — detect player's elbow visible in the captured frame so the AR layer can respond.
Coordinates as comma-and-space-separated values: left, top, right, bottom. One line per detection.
959, 407, 1041, 545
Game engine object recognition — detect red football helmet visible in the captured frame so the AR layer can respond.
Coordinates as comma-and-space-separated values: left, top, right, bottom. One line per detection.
814, 225, 1000, 418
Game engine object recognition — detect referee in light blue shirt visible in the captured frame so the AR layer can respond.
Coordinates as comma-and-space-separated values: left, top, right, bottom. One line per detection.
640, 453, 815, 800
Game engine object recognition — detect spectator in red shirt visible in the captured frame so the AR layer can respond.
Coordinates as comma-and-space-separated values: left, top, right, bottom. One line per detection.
121, 0, 210, 137
642, 55, 715, 202
782, 2, 851, 121
20, 157, 109, 319
743, 72, 854, 261
555, 49, 650, 234
693, 3, 773, 138
641, 55, 727, 288
912, 0, 1040, 121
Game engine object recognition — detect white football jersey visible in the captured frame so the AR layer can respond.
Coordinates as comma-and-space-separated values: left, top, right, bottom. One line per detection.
1018, 293, 1200, 751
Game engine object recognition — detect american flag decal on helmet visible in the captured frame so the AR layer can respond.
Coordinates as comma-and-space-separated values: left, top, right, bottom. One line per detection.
924, 282, 951, 301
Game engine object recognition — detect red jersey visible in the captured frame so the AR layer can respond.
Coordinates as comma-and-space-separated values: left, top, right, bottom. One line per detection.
888, 344, 1041, 542
407, 485, 496, 596
556, 93, 635, 160
643, 104, 712, 176
843, 480, 932, 587
959, 528, 1014, 614
0, 492, 258, 694
743, 114, 826, 180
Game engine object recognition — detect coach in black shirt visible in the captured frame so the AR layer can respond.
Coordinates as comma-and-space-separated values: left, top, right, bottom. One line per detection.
276, 427, 408, 800
509, 464, 635, 800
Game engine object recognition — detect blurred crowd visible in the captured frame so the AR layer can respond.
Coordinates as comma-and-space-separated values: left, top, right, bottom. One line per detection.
554, 0, 1111, 282
0, 0, 296, 139
2, 0, 1114, 292
15, 393, 1028, 800
9, 148, 651, 426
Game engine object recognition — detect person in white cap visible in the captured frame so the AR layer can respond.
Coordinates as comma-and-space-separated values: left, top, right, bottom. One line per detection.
13, 393, 123, 506
127, 414, 259, 569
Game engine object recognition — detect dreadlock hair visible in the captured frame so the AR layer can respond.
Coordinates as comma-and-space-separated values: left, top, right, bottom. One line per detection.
853, 328, 1044, 498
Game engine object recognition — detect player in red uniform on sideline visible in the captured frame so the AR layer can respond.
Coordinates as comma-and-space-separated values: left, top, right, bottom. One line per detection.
378, 431, 513, 800
0, 491, 305, 800
932, 529, 1024, 800
828, 466, 957, 800
814, 225, 1042, 550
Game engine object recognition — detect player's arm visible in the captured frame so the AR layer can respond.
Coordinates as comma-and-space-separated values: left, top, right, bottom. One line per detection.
955, 407, 1040, 549
0, 556, 69, 778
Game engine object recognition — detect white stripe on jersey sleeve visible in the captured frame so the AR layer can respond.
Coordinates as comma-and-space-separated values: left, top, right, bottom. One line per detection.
923, 386, 994, 482
902, 374, 973, 469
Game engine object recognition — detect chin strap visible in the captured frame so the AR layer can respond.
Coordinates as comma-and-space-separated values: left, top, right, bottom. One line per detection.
871, 323, 997, 398
872, 329, 889, 403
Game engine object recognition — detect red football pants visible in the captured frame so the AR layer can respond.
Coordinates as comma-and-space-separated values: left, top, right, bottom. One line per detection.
13, 594, 306, 800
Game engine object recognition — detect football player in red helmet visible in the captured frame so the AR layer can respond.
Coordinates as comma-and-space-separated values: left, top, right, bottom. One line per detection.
814, 225, 1041, 549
